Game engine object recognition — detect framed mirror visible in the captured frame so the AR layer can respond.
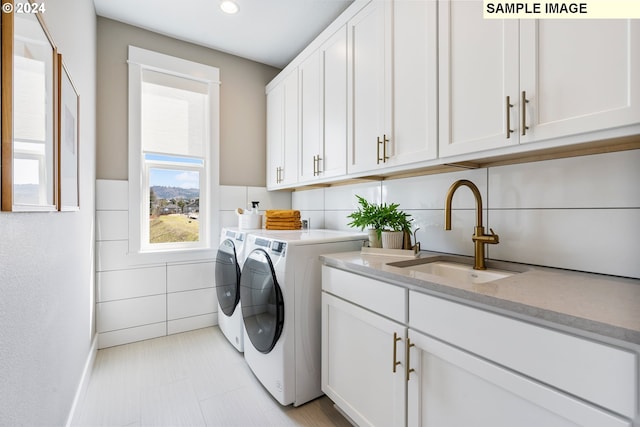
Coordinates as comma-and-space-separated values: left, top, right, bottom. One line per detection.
2, 1, 58, 211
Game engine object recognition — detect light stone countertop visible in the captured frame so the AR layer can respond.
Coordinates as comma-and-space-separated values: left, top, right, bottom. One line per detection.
320, 251, 640, 346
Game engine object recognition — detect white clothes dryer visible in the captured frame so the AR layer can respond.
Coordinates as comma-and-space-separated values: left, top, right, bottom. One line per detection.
215, 227, 248, 352
240, 230, 366, 406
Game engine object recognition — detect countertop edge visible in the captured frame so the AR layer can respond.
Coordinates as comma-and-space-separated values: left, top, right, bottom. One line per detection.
320, 253, 640, 347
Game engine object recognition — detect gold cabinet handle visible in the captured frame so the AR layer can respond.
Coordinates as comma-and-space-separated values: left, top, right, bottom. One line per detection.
521, 91, 529, 136
377, 135, 390, 164
405, 337, 415, 381
392, 332, 401, 373
506, 96, 514, 139
383, 134, 389, 163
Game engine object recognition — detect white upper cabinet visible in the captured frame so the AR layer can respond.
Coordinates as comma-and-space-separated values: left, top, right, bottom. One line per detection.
267, 70, 298, 189
299, 26, 348, 184
439, 1, 640, 158
519, 19, 640, 143
388, 0, 438, 166
347, 0, 392, 174
347, 0, 438, 174
299, 50, 323, 183
266, 0, 640, 188
438, 0, 519, 157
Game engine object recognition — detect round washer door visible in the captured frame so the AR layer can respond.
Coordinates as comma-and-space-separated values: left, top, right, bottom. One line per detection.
240, 248, 284, 354
215, 239, 241, 317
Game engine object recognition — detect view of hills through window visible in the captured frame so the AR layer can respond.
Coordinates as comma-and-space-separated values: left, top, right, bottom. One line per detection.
148, 167, 200, 244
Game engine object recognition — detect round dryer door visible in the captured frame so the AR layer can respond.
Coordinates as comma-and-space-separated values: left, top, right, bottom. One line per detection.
215, 239, 241, 316
240, 248, 284, 354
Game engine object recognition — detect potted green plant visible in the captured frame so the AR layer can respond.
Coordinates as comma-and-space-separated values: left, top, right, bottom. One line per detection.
347, 195, 412, 249
347, 195, 385, 248
377, 202, 412, 249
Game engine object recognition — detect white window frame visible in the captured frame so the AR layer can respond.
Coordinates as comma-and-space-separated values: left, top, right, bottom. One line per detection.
128, 46, 220, 262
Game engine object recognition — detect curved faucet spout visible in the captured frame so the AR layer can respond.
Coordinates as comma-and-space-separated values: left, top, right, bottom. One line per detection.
445, 179, 483, 230
444, 179, 498, 270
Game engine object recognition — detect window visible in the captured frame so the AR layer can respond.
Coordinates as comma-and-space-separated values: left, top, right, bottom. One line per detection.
128, 46, 219, 257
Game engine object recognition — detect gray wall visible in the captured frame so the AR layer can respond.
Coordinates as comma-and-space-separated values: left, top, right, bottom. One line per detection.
0, 0, 97, 424
96, 17, 280, 186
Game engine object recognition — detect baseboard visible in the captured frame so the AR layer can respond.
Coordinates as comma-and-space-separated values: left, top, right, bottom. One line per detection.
65, 334, 98, 427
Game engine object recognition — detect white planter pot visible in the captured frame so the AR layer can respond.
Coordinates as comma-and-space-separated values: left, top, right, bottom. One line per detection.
381, 231, 404, 249
368, 229, 381, 248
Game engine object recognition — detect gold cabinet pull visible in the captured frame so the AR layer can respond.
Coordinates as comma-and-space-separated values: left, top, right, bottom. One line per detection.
392, 332, 402, 373
506, 96, 514, 139
377, 135, 390, 164
521, 91, 529, 136
405, 338, 415, 381
382, 134, 389, 163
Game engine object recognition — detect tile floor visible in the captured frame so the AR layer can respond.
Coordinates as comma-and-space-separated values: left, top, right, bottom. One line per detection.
72, 327, 352, 426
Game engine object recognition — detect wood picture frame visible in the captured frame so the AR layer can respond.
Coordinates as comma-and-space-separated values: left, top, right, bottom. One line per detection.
1, 0, 58, 211
58, 55, 79, 211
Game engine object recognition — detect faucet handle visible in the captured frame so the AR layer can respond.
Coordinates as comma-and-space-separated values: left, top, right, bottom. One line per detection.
488, 228, 499, 244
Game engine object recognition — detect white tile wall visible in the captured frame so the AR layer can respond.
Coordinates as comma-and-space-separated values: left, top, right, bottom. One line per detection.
291, 150, 640, 279
96, 295, 166, 333
168, 288, 217, 321
95, 181, 284, 348
167, 262, 215, 293
488, 150, 640, 209
94, 150, 639, 348
292, 188, 326, 229
218, 185, 292, 235
96, 266, 166, 302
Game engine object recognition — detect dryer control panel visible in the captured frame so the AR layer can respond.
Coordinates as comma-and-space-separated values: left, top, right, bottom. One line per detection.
254, 238, 287, 256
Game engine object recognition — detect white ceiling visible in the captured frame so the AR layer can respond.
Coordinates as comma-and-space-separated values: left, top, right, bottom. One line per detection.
94, 0, 354, 69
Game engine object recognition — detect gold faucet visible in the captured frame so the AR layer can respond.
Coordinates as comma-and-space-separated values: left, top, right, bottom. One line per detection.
444, 179, 499, 270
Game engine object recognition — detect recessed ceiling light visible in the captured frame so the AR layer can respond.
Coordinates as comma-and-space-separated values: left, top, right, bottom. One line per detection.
220, 0, 239, 14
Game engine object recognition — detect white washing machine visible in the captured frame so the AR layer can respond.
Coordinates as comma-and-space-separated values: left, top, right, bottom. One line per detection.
239, 230, 367, 406
215, 227, 248, 352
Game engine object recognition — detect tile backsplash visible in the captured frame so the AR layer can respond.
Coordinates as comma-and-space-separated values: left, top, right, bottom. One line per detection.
292, 149, 640, 279
94, 149, 639, 349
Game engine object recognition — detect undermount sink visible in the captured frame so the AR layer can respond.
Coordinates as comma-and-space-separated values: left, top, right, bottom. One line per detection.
388, 256, 526, 285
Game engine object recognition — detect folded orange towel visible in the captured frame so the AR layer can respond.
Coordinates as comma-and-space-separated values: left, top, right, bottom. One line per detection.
266, 218, 301, 224
266, 223, 301, 230
265, 210, 300, 219
266, 220, 302, 228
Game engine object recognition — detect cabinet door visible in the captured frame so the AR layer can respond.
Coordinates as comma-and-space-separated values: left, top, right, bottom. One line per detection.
347, 0, 392, 174
438, 0, 519, 157
299, 50, 322, 183
407, 329, 631, 427
281, 71, 299, 187
322, 292, 406, 427
266, 85, 284, 189
321, 26, 348, 179
389, 0, 438, 166
520, 20, 640, 144
266, 71, 299, 189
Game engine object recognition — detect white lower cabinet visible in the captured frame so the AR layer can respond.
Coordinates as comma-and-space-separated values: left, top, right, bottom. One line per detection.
322, 293, 406, 427
321, 266, 638, 427
321, 266, 408, 427
407, 329, 631, 427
